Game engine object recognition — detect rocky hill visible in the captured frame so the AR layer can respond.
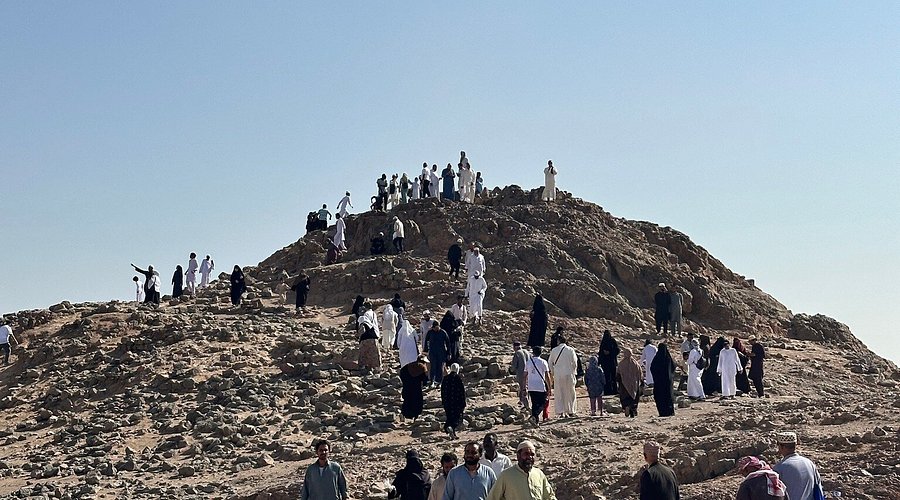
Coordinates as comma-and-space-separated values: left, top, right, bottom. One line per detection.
0, 187, 897, 499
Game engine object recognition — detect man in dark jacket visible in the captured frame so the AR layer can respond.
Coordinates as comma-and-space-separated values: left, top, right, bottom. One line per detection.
447, 239, 463, 280
654, 283, 671, 335
639, 441, 679, 500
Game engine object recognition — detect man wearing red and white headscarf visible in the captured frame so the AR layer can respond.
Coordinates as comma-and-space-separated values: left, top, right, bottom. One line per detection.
736, 456, 788, 500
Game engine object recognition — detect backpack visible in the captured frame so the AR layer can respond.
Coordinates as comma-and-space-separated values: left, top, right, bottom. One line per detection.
695, 353, 708, 370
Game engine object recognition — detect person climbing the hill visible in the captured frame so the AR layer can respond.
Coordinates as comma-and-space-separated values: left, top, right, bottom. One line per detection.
336, 191, 353, 218
229, 265, 246, 306
358, 314, 381, 372
382, 303, 398, 350
542, 160, 557, 202
290, 272, 310, 311
654, 283, 671, 335
333, 213, 346, 251
371, 232, 386, 255
549, 332, 578, 418
0, 322, 18, 365
392, 216, 405, 253
650, 343, 676, 417
377, 174, 388, 211
447, 238, 463, 280
399, 356, 429, 422
317, 204, 332, 230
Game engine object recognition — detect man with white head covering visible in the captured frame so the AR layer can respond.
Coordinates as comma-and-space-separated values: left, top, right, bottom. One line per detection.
772, 432, 824, 500
358, 302, 380, 339
486, 440, 556, 500
199, 255, 215, 288
466, 271, 487, 326
429, 165, 440, 199
638, 441, 679, 500
382, 304, 398, 350
185, 252, 199, 296
542, 160, 557, 202
336, 191, 353, 218
465, 245, 486, 278
333, 214, 347, 251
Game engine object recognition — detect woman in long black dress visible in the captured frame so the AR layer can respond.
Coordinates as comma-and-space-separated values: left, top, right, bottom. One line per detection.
732, 337, 752, 394
440, 363, 466, 439
527, 294, 548, 347
702, 337, 726, 395
229, 265, 246, 305
172, 266, 184, 298
440, 311, 461, 365
649, 343, 676, 417
399, 357, 429, 421
351, 295, 365, 319
598, 330, 620, 396
290, 272, 311, 310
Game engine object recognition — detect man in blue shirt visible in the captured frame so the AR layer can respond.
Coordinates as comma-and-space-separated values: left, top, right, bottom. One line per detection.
772, 432, 824, 500
301, 440, 348, 500
443, 441, 496, 500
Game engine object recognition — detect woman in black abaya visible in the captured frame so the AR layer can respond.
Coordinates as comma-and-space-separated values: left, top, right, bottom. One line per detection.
230, 265, 246, 305
527, 294, 548, 347
598, 330, 620, 396
649, 343, 676, 417
172, 265, 184, 298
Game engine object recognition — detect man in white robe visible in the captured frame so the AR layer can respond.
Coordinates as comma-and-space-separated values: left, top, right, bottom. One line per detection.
185, 253, 199, 296
640, 339, 658, 386
542, 160, 557, 202
333, 214, 346, 250
429, 165, 440, 198
686, 340, 706, 400
465, 246, 486, 278
396, 319, 419, 369
381, 305, 398, 350
549, 334, 578, 417
717, 340, 741, 398
411, 175, 420, 200
466, 271, 487, 325
336, 191, 353, 218
199, 255, 215, 288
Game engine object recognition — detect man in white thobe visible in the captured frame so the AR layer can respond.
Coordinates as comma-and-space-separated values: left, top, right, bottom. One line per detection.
465, 246, 486, 278
419, 312, 433, 348
381, 305, 398, 350
466, 272, 487, 325
185, 253, 199, 296
717, 340, 741, 398
333, 214, 346, 250
542, 160, 557, 202
686, 340, 706, 399
429, 165, 440, 198
336, 191, 353, 218
640, 339, 657, 386
199, 255, 214, 288
549, 334, 578, 417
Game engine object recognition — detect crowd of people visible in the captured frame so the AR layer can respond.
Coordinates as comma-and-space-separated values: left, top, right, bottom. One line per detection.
130, 254, 217, 305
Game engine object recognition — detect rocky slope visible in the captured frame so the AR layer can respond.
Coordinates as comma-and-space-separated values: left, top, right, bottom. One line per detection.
0, 187, 897, 499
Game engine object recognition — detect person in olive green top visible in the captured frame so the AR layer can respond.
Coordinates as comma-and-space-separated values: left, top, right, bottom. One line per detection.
301, 440, 348, 500
486, 440, 556, 500
639, 441, 680, 500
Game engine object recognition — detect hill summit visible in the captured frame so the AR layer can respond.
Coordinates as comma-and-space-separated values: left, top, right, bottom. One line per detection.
0, 186, 897, 499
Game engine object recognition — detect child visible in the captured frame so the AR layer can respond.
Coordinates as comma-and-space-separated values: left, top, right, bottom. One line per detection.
133, 276, 144, 303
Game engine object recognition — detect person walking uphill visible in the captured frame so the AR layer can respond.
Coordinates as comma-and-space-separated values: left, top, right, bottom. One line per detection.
527, 294, 548, 347
290, 272, 311, 310
230, 265, 246, 306
549, 333, 578, 417
301, 440, 348, 500
441, 363, 466, 439
654, 283, 671, 335
400, 356, 429, 421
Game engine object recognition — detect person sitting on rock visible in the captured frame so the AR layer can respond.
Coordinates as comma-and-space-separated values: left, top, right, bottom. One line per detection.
370, 232, 386, 255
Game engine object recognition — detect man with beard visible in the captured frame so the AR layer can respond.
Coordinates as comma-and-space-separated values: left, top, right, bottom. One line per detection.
443, 442, 496, 500
479, 433, 513, 478
428, 453, 458, 500
486, 440, 556, 500
301, 440, 348, 500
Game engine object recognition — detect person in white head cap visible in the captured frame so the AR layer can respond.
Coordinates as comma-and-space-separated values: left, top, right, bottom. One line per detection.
467, 270, 487, 326
638, 441, 679, 500
465, 245, 486, 279
772, 432, 825, 500
486, 440, 556, 500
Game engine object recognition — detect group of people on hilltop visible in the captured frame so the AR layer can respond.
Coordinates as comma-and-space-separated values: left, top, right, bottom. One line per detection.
130, 255, 256, 309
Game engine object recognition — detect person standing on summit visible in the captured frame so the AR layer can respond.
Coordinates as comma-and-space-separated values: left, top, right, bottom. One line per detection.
441, 163, 456, 201
429, 165, 440, 199
542, 160, 557, 202
654, 283, 672, 335
392, 216, 405, 253
336, 191, 353, 218
131, 263, 160, 304
185, 253, 199, 296
199, 254, 215, 288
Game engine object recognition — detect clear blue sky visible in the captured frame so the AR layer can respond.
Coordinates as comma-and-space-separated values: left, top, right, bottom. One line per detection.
1, 2, 897, 362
